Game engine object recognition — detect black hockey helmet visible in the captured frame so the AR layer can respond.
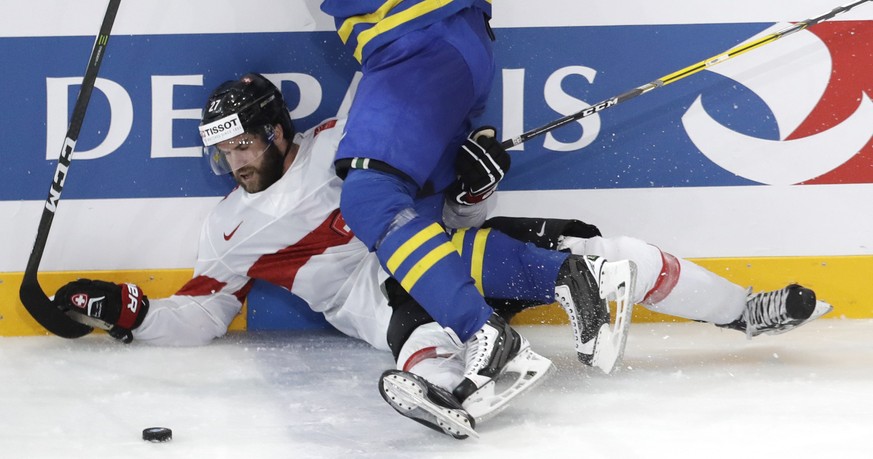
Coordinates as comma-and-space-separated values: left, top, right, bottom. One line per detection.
198, 73, 295, 174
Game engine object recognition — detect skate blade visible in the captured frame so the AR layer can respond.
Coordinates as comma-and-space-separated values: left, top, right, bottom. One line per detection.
765, 300, 833, 337
380, 372, 479, 439
591, 260, 637, 374
462, 347, 555, 423
811, 300, 833, 320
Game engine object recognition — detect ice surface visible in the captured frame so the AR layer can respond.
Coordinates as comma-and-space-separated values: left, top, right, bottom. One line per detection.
1, 320, 871, 458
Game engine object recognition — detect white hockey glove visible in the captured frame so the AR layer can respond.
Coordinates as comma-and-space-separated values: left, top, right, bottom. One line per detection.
448, 126, 511, 206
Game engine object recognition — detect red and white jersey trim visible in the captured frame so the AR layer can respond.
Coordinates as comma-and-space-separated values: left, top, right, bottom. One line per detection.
134, 118, 392, 348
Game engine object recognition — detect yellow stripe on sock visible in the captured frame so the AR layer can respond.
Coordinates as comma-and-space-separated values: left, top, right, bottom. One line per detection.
450, 228, 468, 257
398, 241, 457, 292
469, 228, 490, 295
385, 223, 445, 274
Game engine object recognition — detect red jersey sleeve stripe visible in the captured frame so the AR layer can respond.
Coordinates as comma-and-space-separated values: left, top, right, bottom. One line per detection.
247, 208, 354, 290
176, 276, 253, 304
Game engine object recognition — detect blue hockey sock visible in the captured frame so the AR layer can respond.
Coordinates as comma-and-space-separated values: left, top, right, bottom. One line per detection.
450, 227, 568, 303
340, 169, 492, 342
376, 217, 492, 342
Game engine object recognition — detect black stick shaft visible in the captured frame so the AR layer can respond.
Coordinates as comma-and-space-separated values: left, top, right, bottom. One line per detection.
20, 0, 122, 338
501, 0, 872, 149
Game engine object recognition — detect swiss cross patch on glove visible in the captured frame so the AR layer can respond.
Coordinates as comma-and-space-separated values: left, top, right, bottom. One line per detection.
449, 126, 511, 206
54, 279, 150, 343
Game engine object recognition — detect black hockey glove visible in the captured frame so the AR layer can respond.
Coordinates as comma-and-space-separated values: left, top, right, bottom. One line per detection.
448, 126, 511, 206
53, 279, 150, 343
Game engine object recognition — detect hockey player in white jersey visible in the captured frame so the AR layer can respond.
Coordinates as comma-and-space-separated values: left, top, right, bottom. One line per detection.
52, 73, 635, 439
52, 73, 830, 439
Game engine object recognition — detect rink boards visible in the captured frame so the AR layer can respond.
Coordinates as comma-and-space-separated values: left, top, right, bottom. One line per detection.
2, 0, 873, 335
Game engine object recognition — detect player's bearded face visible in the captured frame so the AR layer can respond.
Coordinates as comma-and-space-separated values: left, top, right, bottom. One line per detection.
232, 142, 284, 193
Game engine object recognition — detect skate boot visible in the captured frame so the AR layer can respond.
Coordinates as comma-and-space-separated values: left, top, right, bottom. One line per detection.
379, 370, 477, 439
451, 313, 553, 422
720, 284, 832, 338
554, 255, 637, 374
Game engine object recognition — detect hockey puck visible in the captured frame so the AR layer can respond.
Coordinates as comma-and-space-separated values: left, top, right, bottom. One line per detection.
142, 427, 173, 442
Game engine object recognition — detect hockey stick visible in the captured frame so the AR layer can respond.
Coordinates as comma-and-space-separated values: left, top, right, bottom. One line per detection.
501, 0, 873, 149
19, 0, 122, 338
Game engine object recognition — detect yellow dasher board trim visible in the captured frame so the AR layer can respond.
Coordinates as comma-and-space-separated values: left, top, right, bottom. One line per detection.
3, 254, 869, 336
0, 269, 246, 337
511, 255, 869, 326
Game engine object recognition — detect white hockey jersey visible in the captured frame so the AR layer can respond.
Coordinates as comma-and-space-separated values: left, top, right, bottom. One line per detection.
133, 118, 393, 348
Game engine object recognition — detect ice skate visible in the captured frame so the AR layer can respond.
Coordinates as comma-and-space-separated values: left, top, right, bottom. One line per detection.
554, 255, 637, 374
379, 370, 477, 439
452, 314, 553, 422
720, 284, 832, 338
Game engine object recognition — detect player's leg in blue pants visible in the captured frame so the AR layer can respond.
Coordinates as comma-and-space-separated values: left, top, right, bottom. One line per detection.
449, 227, 569, 303
335, 8, 497, 342
341, 169, 494, 342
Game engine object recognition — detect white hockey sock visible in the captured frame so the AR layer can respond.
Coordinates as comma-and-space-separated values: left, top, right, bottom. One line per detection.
560, 235, 664, 303
645, 258, 747, 324
396, 322, 466, 392
561, 236, 746, 324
